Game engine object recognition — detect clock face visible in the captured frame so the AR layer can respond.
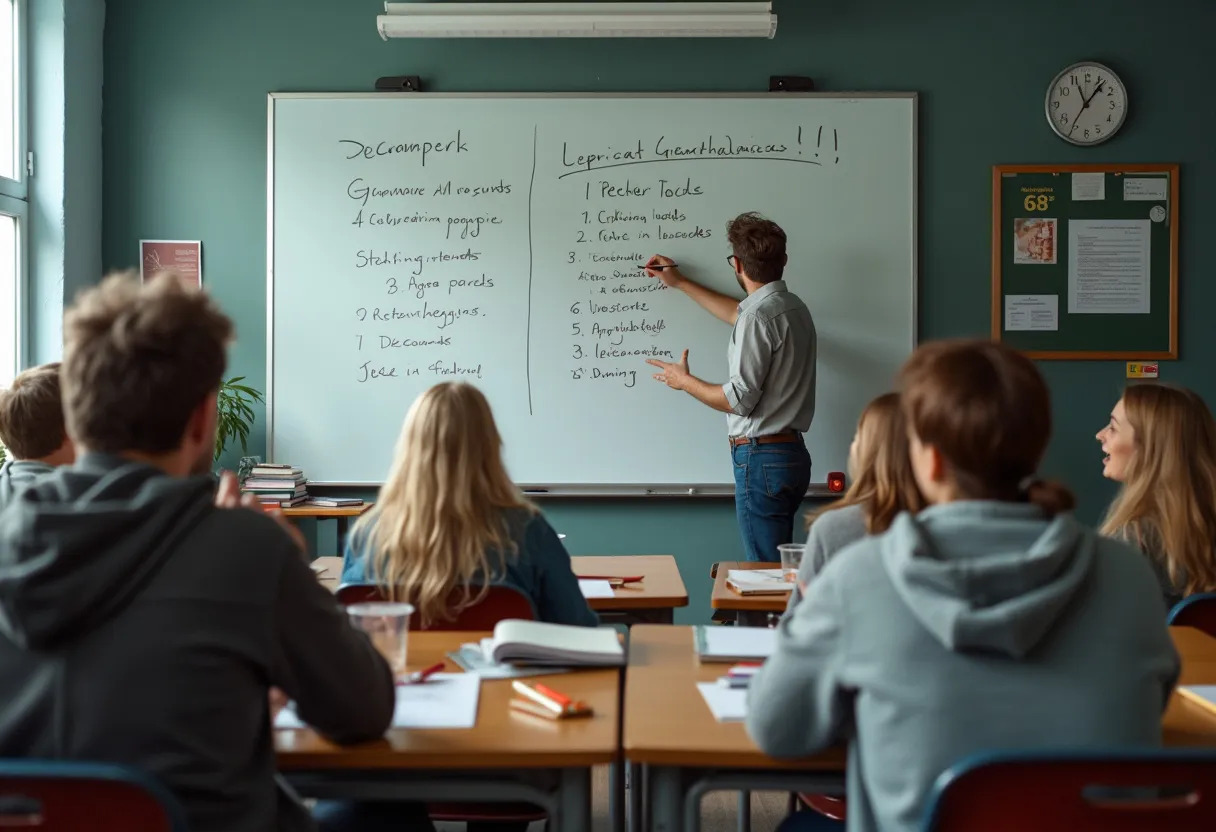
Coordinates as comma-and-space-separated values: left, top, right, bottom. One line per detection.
1045, 62, 1127, 146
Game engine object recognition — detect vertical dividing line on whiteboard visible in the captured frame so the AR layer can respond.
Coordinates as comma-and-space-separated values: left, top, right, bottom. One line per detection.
526, 125, 537, 416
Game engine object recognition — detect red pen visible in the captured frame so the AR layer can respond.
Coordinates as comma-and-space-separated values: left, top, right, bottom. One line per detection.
400, 661, 445, 685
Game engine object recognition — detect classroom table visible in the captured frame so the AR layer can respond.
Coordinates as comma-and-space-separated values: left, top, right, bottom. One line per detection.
623, 625, 1216, 832
280, 503, 372, 553
710, 561, 790, 615
276, 630, 620, 832
312, 554, 689, 625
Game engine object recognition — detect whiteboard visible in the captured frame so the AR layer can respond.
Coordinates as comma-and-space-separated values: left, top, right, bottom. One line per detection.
268, 93, 916, 487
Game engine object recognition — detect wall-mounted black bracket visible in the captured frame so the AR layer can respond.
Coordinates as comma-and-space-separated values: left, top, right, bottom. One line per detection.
375, 75, 423, 92
769, 75, 815, 92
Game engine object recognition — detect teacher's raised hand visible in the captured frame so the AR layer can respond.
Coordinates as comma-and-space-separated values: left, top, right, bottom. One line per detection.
647, 349, 691, 390
643, 254, 686, 288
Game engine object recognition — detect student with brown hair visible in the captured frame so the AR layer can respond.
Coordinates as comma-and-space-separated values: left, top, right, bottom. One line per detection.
644, 212, 817, 562
1097, 383, 1216, 607
747, 339, 1178, 832
0, 363, 75, 506
786, 392, 923, 610
0, 274, 412, 832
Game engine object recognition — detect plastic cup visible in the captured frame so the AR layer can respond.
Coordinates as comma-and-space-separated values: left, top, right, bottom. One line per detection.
778, 544, 806, 583
347, 602, 414, 676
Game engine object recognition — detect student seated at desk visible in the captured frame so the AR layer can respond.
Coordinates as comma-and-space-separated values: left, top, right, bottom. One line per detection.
342, 382, 596, 628
747, 339, 1179, 832
0, 363, 75, 507
1097, 383, 1216, 608
787, 392, 923, 611
0, 274, 413, 832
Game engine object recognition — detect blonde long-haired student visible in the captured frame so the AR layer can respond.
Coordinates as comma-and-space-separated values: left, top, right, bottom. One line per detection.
787, 393, 923, 610
747, 339, 1178, 832
341, 382, 597, 628
1097, 383, 1216, 607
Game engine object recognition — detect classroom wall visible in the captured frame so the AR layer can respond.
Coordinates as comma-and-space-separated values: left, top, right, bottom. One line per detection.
101, 0, 1216, 623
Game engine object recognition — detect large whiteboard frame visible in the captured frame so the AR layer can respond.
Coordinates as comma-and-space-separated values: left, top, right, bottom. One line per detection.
266, 91, 919, 491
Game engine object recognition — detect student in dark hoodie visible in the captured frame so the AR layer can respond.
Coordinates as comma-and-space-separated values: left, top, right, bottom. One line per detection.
746, 338, 1180, 832
0, 274, 421, 832
0, 363, 75, 507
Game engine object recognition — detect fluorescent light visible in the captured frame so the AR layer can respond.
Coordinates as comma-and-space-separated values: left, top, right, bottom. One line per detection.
377, 2, 777, 39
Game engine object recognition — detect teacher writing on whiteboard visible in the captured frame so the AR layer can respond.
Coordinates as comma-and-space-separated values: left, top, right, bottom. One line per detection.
644, 212, 818, 562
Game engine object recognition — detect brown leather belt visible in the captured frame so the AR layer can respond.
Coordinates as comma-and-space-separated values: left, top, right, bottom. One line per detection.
729, 431, 801, 447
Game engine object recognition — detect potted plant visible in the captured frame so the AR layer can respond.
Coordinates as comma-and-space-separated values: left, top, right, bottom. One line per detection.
215, 376, 264, 465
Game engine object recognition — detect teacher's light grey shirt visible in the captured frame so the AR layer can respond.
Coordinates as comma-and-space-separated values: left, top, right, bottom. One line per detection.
723, 280, 817, 438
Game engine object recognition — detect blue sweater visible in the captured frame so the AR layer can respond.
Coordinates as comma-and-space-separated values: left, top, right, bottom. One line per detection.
341, 507, 597, 627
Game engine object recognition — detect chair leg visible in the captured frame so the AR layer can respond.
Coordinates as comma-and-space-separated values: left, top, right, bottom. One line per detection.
737, 791, 751, 832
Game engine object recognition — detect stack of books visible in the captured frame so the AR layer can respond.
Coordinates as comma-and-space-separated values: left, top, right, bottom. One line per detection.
241, 464, 308, 507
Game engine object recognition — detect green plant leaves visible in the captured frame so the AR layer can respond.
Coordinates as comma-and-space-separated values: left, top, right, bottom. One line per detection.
214, 376, 265, 462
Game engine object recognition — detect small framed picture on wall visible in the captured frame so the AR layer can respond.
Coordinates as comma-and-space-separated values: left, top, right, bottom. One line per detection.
140, 240, 203, 288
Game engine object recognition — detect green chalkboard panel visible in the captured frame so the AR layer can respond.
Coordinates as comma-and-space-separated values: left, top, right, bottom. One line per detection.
991, 164, 1178, 359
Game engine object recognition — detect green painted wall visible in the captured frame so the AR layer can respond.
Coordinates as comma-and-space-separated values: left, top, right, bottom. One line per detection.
102, 0, 1216, 623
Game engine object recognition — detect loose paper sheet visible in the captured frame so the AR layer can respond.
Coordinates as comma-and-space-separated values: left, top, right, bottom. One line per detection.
578, 579, 615, 599
696, 681, 748, 722
1004, 295, 1059, 332
275, 672, 480, 730
1068, 220, 1151, 314
1123, 178, 1168, 201
1071, 172, 1106, 201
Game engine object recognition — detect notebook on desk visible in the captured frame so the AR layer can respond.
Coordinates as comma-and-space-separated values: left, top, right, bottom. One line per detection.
485, 620, 625, 667
694, 625, 777, 663
1179, 685, 1216, 716
725, 569, 792, 596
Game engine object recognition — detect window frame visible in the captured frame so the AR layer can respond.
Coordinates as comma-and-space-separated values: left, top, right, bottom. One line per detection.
0, 0, 26, 201
0, 0, 25, 382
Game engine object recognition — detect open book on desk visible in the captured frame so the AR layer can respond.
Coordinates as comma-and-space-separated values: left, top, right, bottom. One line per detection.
485, 619, 625, 667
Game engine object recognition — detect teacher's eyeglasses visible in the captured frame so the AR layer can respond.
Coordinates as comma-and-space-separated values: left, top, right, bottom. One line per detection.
726, 255, 738, 269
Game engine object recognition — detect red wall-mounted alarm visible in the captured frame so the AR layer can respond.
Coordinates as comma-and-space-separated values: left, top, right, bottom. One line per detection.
827, 472, 847, 493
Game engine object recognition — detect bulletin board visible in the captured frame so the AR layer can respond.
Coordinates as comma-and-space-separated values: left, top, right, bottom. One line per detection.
991, 164, 1178, 359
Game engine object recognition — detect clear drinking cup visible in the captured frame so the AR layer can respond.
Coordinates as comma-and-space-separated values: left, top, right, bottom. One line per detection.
778, 543, 807, 583
347, 602, 414, 677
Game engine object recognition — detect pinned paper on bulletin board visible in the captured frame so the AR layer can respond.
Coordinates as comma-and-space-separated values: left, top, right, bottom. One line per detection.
1127, 362, 1159, 379
140, 240, 203, 288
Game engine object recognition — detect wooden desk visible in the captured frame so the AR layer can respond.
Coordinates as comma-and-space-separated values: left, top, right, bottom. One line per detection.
710, 561, 790, 614
574, 555, 688, 624
312, 554, 689, 625
624, 625, 1216, 832
280, 503, 372, 554
277, 630, 619, 832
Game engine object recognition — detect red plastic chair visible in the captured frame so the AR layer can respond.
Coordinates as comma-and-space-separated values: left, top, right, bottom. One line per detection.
797, 793, 847, 821
923, 750, 1216, 831
0, 760, 188, 831
335, 583, 537, 630
1169, 594, 1216, 639
335, 581, 545, 827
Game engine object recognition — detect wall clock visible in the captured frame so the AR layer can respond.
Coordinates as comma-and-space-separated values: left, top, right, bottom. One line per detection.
1045, 61, 1127, 146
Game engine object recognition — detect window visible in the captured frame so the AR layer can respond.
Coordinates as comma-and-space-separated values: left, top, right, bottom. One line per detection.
0, 0, 24, 387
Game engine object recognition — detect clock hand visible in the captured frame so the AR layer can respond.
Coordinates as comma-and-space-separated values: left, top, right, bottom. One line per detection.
1068, 79, 1104, 137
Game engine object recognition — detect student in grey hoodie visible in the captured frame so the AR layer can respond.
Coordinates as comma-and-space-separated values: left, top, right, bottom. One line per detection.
786, 392, 923, 611
0, 363, 75, 507
748, 339, 1180, 832
0, 275, 422, 832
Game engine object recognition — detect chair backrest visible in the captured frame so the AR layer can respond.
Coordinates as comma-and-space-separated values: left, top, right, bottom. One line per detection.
1169, 593, 1216, 638
923, 749, 1216, 832
335, 583, 537, 630
0, 760, 189, 831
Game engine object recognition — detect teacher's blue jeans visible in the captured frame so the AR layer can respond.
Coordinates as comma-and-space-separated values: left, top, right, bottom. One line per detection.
732, 440, 812, 562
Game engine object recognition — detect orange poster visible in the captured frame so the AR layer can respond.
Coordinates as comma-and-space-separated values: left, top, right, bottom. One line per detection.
140, 240, 202, 288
